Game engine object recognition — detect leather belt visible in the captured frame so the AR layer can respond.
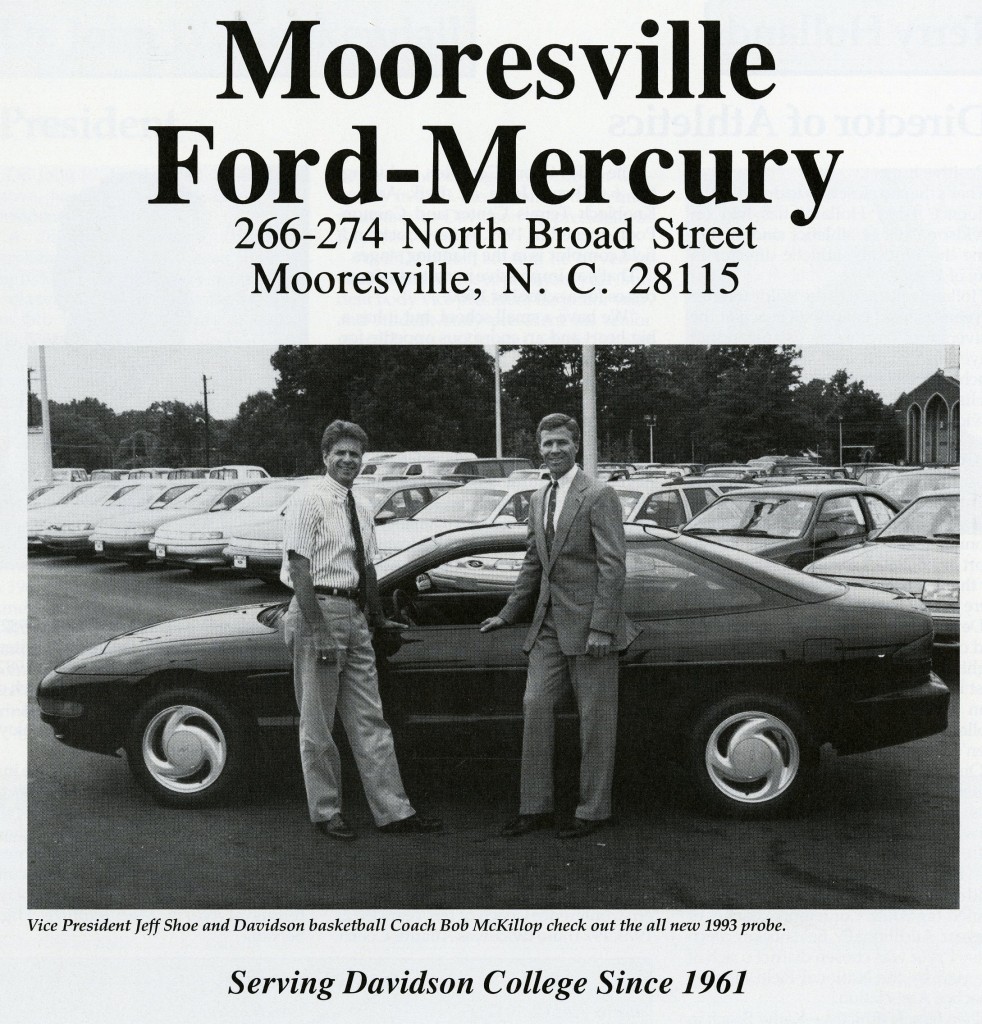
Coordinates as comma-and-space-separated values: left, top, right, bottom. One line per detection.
314, 585, 359, 600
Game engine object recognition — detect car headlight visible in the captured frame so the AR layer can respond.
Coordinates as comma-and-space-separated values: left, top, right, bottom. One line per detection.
59, 523, 94, 532
185, 532, 225, 541
922, 582, 959, 603
37, 695, 84, 718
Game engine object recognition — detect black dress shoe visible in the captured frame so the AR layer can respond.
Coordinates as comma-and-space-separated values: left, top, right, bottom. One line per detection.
377, 813, 443, 834
314, 815, 356, 841
557, 817, 608, 839
501, 813, 553, 837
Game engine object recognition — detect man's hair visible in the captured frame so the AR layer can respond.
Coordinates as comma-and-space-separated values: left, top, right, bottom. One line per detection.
321, 420, 369, 457
536, 413, 580, 445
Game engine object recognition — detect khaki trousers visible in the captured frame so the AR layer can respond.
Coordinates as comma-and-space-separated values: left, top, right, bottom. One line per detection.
285, 595, 413, 826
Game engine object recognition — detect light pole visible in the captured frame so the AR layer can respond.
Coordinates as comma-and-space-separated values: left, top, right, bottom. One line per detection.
838, 415, 843, 467
644, 414, 657, 463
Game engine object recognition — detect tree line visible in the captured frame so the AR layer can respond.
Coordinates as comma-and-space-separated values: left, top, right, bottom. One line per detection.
45, 345, 904, 474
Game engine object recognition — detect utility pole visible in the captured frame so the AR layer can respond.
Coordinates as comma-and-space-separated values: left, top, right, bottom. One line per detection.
582, 345, 598, 476
202, 375, 212, 468
494, 345, 502, 457
838, 415, 844, 467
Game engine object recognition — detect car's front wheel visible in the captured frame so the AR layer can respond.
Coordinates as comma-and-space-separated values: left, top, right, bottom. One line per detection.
125, 688, 252, 808
686, 695, 818, 817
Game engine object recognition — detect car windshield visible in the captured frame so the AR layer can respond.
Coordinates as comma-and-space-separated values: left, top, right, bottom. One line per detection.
685, 494, 815, 538
113, 484, 174, 508
55, 484, 99, 504
233, 483, 296, 512
875, 494, 959, 543
355, 485, 396, 509
150, 484, 224, 510
615, 490, 642, 516
28, 484, 58, 502
414, 489, 507, 523
881, 473, 960, 504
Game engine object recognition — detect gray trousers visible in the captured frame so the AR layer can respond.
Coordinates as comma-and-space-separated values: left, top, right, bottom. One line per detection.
285, 595, 413, 826
519, 613, 619, 821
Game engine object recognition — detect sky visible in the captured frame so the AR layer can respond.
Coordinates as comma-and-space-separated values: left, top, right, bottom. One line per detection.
29, 344, 956, 421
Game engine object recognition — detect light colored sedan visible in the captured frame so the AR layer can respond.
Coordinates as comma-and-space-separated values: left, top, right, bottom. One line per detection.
223, 478, 459, 582
30, 482, 151, 550
804, 491, 959, 648
374, 479, 539, 560
90, 481, 268, 563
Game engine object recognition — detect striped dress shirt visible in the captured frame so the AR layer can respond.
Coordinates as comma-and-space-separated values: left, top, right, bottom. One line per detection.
280, 475, 379, 590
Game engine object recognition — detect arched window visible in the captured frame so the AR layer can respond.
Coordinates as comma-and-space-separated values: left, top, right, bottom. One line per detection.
907, 403, 922, 464
924, 394, 949, 464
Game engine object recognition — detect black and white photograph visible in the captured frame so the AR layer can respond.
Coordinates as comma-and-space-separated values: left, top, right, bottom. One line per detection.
5, 1, 978, 1021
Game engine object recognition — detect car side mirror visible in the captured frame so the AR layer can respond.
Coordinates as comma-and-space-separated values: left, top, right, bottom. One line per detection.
375, 510, 396, 524
495, 513, 518, 524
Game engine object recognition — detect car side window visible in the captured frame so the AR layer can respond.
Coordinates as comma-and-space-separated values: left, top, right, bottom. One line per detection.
864, 495, 897, 529
502, 492, 531, 523
637, 491, 686, 528
624, 545, 762, 617
682, 487, 717, 516
817, 496, 866, 537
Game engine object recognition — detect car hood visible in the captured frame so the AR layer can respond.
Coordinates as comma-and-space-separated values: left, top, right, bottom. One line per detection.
92, 506, 209, 530
55, 604, 288, 676
806, 542, 958, 583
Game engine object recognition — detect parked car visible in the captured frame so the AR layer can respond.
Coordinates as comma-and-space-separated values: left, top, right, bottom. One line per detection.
374, 479, 539, 559
29, 482, 145, 549
122, 467, 174, 479
52, 467, 89, 482
89, 469, 127, 482
612, 477, 751, 528
879, 468, 960, 507
222, 478, 460, 582
90, 481, 269, 563
35, 481, 153, 553
166, 468, 209, 479
804, 491, 959, 649
206, 465, 270, 480
147, 478, 297, 570
359, 451, 476, 478
37, 523, 948, 817
681, 483, 900, 569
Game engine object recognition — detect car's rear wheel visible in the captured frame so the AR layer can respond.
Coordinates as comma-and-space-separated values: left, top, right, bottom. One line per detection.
125, 688, 252, 808
686, 695, 818, 818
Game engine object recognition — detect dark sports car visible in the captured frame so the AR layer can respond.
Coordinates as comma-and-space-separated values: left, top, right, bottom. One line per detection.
37, 524, 948, 819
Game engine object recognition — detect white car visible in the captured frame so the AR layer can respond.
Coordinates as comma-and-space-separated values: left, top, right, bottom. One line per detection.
374, 479, 538, 560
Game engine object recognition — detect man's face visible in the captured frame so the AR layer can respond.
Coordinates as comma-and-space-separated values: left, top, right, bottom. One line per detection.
539, 426, 578, 479
324, 439, 364, 488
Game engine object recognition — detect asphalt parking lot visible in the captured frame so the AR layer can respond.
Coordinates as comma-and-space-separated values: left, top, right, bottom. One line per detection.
27, 553, 959, 910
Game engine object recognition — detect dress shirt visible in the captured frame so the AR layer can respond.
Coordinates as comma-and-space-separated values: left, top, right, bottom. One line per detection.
544, 465, 578, 535
280, 475, 378, 589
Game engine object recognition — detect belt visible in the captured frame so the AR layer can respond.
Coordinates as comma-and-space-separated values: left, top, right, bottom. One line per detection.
314, 585, 360, 600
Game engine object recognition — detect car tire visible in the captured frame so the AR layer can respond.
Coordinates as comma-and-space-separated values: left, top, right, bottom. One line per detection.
124, 688, 253, 808
686, 695, 818, 818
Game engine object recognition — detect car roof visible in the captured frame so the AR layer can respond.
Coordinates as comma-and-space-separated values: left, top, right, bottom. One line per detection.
720, 482, 885, 497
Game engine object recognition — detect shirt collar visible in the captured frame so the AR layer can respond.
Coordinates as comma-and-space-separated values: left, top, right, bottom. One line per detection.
320, 473, 349, 501
551, 466, 578, 490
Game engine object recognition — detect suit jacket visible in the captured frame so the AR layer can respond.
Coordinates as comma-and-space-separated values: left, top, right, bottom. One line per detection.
498, 468, 640, 656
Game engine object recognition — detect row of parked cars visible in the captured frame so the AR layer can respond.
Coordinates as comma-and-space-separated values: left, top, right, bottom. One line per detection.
29, 464, 960, 650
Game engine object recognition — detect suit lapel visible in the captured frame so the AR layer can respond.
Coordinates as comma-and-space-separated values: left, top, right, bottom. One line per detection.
547, 469, 587, 570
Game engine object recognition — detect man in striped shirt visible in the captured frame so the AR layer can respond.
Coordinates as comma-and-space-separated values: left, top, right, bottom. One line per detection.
282, 420, 442, 841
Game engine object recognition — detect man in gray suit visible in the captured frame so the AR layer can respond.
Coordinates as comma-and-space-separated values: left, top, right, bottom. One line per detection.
480, 413, 638, 839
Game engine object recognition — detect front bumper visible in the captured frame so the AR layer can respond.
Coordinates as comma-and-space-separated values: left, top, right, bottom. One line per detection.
832, 673, 950, 756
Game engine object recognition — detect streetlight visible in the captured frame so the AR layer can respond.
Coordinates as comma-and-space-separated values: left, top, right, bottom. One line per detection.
644, 414, 657, 463
837, 415, 843, 467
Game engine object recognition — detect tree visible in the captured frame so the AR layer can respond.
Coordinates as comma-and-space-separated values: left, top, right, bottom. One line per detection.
225, 391, 314, 476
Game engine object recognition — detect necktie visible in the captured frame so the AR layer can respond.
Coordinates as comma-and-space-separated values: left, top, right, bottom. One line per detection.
545, 482, 557, 554
346, 489, 368, 607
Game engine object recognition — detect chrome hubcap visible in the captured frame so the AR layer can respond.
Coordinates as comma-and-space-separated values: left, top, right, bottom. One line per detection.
141, 705, 226, 793
705, 711, 800, 804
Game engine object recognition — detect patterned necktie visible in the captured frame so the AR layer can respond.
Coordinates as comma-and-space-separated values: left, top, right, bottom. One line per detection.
346, 489, 368, 607
545, 481, 557, 554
